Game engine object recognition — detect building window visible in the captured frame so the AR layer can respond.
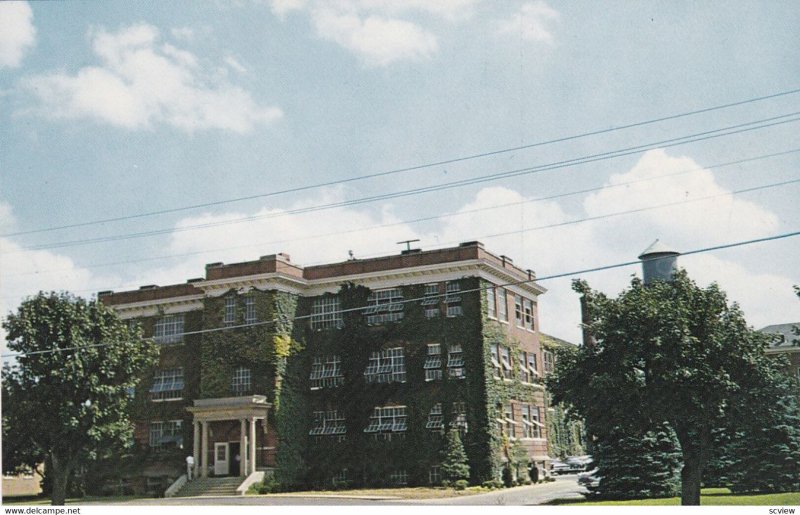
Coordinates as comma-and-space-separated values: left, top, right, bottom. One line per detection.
426, 403, 444, 431
149, 420, 182, 450
498, 288, 508, 322
528, 353, 539, 380
364, 288, 404, 325
522, 405, 543, 438
445, 281, 463, 317
421, 283, 440, 319
451, 401, 468, 434
504, 404, 517, 438
429, 466, 442, 485
447, 344, 465, 378
309, 410, 346, 436
244, 296, 257, 325
364, 347, 406, 384
231, 366, 252, 396
424, 344, 443, 382
543, 350, 555, 374
515, 295, 524, 328
224, 296, 236, 325
390, 469, 408, 486
153, 315, 184, 345
364, 405, 407, 440
310, 355, 344, 389
486, 286, 496, 319
311, 296, 343, 330
523, 299, 534, 330
489, 343, 502, 378
500, 346, 512, 377
149, 368, 184, 401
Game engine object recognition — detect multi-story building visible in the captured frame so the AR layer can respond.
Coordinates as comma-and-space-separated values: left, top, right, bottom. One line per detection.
99, 241, 549, 490
758, 323, 800, 394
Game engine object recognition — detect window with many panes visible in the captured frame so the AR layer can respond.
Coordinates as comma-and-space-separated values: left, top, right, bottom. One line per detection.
421, 283, 440, 319
224, 296, 236, 325
424, 344, 442, 381
149, 420, 182, 449
309, 410, 346, 436
445, 281, 463, 317
523, 298, 534, 330
489, 343, 502, 378
311, 296, 343, 330
150, 368, 184, 401
543, 350, 555, 374
390, 469, 408, 485
364, 347, 406, 383
245, 296, 257, 325
498, 288, 508, 321
486, 286, 496, 319
154, 315, 184, 345
364, 288, 404, 325
447, 344, 465, 378
451, 401, 468, 434
429, 466, 441, 485
518, 351, 539, 383
364, 405, 407, 440
515, 295, 524, 327
504, 404, 517, 438
500, 346, 512, 377
521, 404, 543, 438
309, 355, 343, 389
231, 366, 251, 396
528, 353, 539, 379
426, 403, 444, 431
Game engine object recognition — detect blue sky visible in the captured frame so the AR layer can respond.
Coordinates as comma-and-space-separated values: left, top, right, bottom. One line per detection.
1, 0, 799, 354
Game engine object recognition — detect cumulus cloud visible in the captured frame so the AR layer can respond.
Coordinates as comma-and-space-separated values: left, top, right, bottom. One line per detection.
20, 23, 282, 133
497, 1, 559, 44
269, 0, 485, 66
0, 1, 36, 68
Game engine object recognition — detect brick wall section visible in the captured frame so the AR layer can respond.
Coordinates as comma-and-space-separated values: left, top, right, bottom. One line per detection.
99, 283, 200, 305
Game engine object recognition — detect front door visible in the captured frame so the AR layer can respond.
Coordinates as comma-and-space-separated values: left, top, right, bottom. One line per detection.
214, 442, 228, 476
229, 442, 241, 476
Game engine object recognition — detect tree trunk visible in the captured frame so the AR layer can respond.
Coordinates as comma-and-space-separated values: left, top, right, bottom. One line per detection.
680, 457, 702, 506
49, 453, 72, 506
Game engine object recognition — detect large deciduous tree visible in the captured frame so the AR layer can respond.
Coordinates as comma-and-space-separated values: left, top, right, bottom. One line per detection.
548, 272, 791, 505
2, 292, 158, 505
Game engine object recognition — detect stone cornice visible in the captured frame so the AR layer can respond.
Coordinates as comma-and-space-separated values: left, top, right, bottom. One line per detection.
112, 295, 204, 319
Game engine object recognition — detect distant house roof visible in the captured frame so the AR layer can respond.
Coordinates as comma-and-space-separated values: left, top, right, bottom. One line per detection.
540, 333, 577, 349
757, 323, 799, 350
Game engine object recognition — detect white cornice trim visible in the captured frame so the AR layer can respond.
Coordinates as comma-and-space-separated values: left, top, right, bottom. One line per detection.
195, 273, 306, 297
111, 295, 204, 319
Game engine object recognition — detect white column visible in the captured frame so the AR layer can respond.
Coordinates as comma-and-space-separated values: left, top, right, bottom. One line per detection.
239, 418, 247, 477
249, 417, 257, 474
200, 421, 209, 478
192, 421, 200, 479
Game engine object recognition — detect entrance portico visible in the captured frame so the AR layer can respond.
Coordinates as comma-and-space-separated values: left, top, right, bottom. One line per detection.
187, 395, 271, 478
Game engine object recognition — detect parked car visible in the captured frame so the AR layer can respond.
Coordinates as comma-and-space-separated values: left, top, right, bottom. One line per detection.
577, 468, 601, 488
565, 455, 592, 472
550, 459, 572, 475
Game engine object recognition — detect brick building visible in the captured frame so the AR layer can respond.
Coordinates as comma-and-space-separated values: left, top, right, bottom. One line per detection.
99, 241, 549, 490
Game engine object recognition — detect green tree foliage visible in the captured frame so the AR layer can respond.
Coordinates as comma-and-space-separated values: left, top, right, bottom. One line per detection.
2, 292, 158, 505
548, 272, 787, 506
587, 424, 681, 499
440, 429, 470, 483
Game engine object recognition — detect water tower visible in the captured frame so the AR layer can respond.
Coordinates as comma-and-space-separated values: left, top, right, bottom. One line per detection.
638, 239, 680, 285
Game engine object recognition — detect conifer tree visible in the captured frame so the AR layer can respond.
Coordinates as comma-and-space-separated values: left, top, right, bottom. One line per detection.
440, 429, 470, 483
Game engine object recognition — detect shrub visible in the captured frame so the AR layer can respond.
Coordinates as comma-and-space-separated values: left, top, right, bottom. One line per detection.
481, 479, 503, 489
453, 480, 468, 490
501, 467, 513, 488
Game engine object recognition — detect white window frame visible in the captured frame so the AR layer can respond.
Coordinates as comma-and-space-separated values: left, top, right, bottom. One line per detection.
311, 296, 343, 330
310, 355, 344, 389
498, 289, 508, 322
364, 288, 404, 325
426, 403, 444, 431
523, 298, 534, 330
224, 296, 236, 325
231, 366, 252, 396
515, 295, 524, 328
447, 344, 465, 379
309, 409, 346, 436
429, 466, 441, 485
421, 283, 440, 319
424, 344, 443, 382
149, 420, 182, 449
150, 367, 184, 401
364, 347, 406, 384
154, 315, 184, 345
364, 405, 408, 437
451, 401, 468, 434
486, 286, 496, 319
244, 295, 257, 325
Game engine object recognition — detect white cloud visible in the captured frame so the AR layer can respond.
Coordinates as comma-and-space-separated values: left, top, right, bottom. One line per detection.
311, 7, 438, 67
224, 55, 248, 74
0, 1, 36, 68
497, 1, 559, 44
21, 23, 282, 133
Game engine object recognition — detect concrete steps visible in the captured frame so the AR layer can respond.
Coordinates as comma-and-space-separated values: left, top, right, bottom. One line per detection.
176, 477, 243, 497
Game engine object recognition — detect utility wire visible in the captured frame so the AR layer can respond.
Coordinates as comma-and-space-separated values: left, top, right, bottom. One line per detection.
5, 86, 800, 239
3, 229, 799, 359
9, 147, 799, 278
8, 112, 800, 254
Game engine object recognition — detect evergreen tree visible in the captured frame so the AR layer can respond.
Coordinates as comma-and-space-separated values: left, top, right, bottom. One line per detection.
440, 429, 470, 483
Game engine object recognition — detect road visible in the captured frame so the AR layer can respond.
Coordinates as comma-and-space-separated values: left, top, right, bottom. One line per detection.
100, 474, 585, 506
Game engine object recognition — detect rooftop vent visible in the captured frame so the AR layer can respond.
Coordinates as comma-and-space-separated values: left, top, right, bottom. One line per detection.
139, 285, 158, 290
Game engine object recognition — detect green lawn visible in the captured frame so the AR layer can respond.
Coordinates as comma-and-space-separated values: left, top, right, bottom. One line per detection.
549, 488, 800, 506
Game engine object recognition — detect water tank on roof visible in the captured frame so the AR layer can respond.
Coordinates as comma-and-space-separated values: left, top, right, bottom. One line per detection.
638, 239, 679, 285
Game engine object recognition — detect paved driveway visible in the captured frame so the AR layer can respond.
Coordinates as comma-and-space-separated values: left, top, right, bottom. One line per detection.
102, 475, 585, 506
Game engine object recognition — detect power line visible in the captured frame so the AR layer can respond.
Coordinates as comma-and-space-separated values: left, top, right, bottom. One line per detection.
3, 229, 799, 359
5, 86, 800, 239
9, 112, 800, 254
9, 147, 799, 278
